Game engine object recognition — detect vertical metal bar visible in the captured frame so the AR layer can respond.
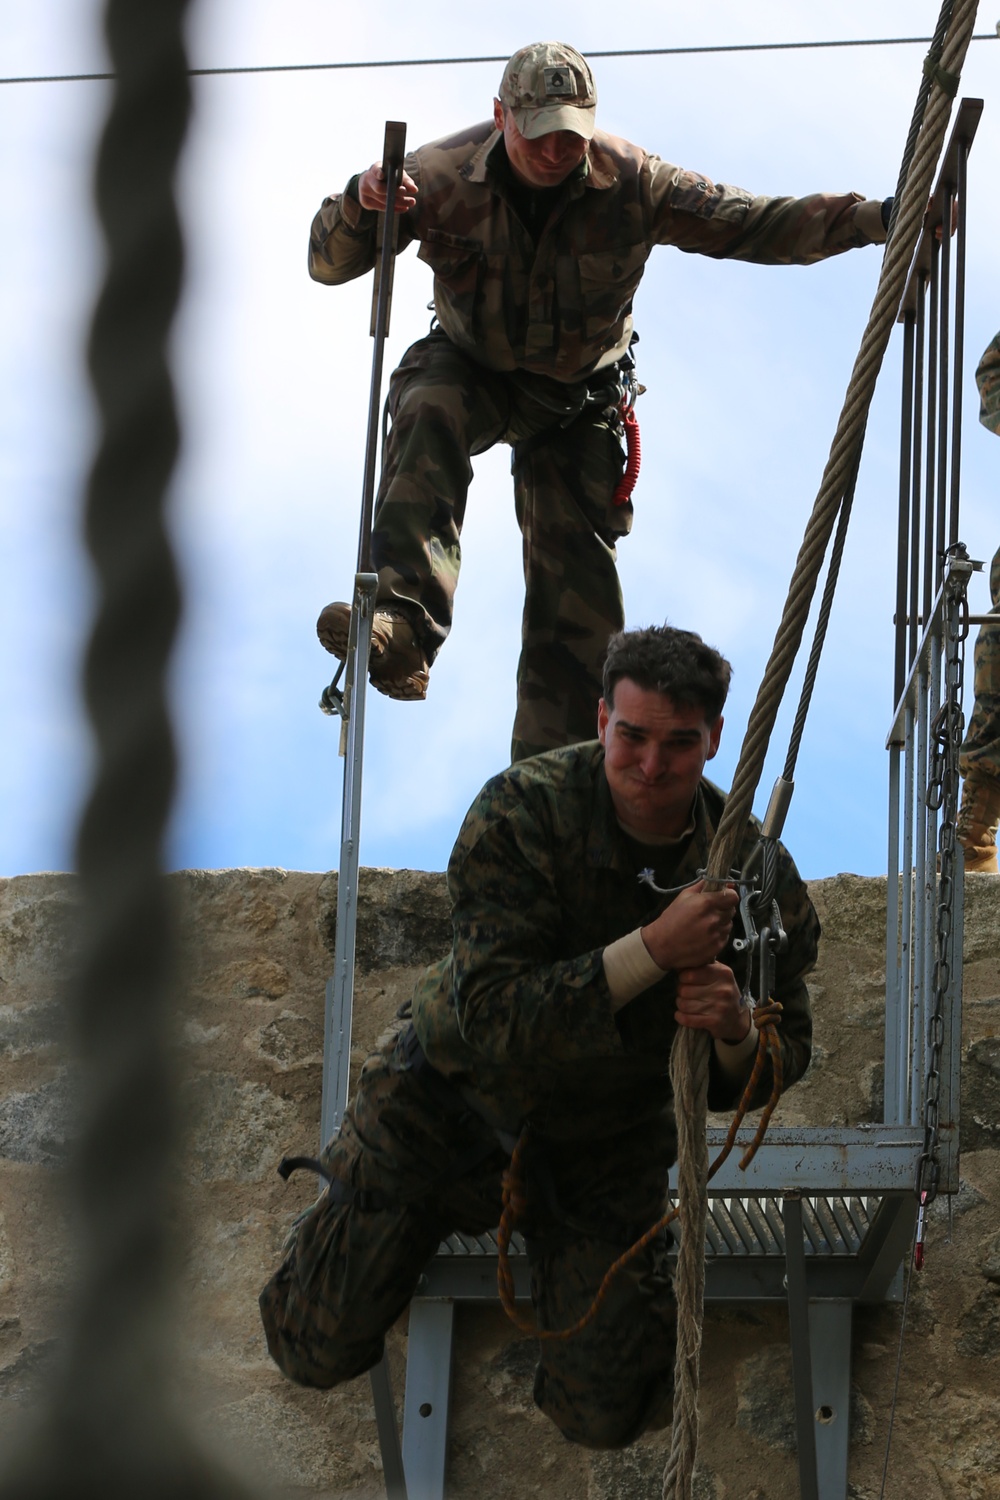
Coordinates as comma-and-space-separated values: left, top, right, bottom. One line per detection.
885, 744, 902, 1125
810, 1301, 853, 1500
895, 314, 916, 706
899, 705, 917, 1128
320, 120, 407, 1148
887, 310, 916, 1126
923, 641, 943, 1124
935, 195, 952, 589
949, 145, 968, 549
942, 829, 964, 1193
783, 1196, 819, 1500
322, 576, 378, 1144
911, 665, 929, 1123
371, 1354, 409, 1500
402, 1301, 455, 1500
909, 284, 926, 665
923, 253, 939, 622
358, 122, 407, 573
899, 703, 916, 1122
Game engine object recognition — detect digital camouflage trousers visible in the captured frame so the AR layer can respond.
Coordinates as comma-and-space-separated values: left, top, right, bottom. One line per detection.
259, 1028, 678, 1450
957, 545, 1000, 855
371, 330, 634, 761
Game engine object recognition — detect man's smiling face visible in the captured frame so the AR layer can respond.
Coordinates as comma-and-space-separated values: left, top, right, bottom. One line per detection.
597, 679, 723, 839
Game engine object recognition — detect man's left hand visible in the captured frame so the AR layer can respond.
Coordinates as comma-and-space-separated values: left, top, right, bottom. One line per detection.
675, 961, 750, 1043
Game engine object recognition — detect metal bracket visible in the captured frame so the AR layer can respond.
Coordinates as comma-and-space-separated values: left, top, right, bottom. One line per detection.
401, 1301, 455, 1500
783, 1196, 853, 1500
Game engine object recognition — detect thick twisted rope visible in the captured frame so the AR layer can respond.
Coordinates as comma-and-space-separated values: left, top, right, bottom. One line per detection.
0, 4, 246, 1496
662, 4, 980, 1496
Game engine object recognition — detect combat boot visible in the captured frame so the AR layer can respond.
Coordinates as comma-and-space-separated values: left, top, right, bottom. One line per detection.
956, 767, 1000, 874
317, 601, 429, 701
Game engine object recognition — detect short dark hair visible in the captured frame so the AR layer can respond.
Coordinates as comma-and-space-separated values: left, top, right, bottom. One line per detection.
602, 624, 731, 721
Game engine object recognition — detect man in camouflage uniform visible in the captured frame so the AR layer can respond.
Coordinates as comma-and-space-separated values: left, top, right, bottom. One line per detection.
260, 624, 820, 1447
311, 40, 892, 761
957, 333, 1000, 873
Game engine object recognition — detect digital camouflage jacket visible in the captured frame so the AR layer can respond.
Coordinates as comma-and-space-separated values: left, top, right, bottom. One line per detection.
309, 122, 887, 384
411, 741, 820, 1147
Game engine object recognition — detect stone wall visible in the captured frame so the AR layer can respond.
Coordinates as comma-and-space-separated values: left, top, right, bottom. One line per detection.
0, 869, 997, 1499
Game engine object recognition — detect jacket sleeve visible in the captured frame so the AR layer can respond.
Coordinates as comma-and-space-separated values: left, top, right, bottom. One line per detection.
445, 778, 627, 1070
976, 332, 1000, 435
644, 155, 887, 266
308, 155, 421, 285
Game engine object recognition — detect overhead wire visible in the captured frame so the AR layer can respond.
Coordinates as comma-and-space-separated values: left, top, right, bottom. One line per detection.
2, 28, 998, 86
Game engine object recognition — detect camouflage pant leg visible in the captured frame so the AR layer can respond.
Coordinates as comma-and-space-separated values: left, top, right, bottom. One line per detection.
259, 1033, 504, 1389
511, 413, 631, 760
524, 1121, 676, 1449
959, 547, 1000, 778
371, 330, 510, 656
957, 548, 1000, 853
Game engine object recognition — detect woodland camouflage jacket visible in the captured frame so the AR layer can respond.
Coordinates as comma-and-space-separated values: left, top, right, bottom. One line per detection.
410, 741, 820, 1146
977, 331, 1000, 435
310, 121, 887, 383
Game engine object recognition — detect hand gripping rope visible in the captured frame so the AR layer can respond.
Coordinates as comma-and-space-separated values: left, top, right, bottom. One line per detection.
495, 858, 786, 1344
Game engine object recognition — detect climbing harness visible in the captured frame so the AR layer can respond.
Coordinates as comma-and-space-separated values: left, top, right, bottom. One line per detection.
610, 340, 643, 506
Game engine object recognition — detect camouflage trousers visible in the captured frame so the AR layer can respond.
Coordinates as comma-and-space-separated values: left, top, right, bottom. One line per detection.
957, 546, 1000, 858
372, 330, 633, 761
259, 1028, 677, 1450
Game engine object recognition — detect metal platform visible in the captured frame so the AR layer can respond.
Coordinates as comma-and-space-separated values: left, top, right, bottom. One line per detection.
398, 1128, 920, 1500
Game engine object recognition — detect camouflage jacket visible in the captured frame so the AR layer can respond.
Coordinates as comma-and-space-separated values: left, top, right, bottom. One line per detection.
411, 741, 819, 1144
977, 332, 1000, 435
310, 121, 887, 383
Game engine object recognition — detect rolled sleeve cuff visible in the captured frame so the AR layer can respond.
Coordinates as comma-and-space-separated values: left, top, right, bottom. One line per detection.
603, 927, 668, 1010
713, 1018, 759, 1078
853, 198, 888, 244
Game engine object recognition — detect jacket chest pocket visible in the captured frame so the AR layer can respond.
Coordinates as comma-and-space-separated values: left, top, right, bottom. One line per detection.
575, 242, 649, 340
417, 231, 484, 329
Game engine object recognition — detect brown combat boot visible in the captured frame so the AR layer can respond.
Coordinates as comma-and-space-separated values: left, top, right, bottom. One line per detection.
956, 768, 1000, 874
316, 602, 429, 702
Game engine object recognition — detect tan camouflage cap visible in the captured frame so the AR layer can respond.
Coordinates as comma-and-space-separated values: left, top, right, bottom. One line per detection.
498, 42, 597, 141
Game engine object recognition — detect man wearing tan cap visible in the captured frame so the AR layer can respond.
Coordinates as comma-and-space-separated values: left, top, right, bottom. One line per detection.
310, 41, 892, 761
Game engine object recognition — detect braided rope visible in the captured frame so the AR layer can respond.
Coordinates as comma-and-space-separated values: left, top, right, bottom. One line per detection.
663, 5, 980, 1496
0, 4, 251, 1495
495, 1010, 784, 1343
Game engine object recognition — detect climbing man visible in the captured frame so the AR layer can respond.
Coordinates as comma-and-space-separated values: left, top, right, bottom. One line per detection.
310, 40, 893, 761
260, 623, 820, 1447
957, 332, 1000, 873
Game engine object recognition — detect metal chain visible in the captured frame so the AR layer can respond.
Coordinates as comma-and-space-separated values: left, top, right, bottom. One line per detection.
917, 547, 969, 1207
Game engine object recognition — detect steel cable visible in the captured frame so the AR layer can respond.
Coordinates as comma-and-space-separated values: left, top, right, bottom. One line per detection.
662, 3, 981, 1496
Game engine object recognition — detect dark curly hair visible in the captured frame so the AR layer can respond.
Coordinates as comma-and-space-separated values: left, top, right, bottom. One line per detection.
602, 624, 731, 720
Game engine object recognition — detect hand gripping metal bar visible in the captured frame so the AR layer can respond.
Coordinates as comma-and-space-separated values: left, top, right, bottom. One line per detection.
317, 120, 409, 1500
322, 118, 407, 1142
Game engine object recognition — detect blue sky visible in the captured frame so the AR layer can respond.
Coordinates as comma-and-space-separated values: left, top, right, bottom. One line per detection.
2, 1, 998, 881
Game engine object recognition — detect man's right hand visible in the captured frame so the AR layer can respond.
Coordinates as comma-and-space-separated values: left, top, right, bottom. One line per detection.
640, 879, 739, 972
357, 161, 418, 213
